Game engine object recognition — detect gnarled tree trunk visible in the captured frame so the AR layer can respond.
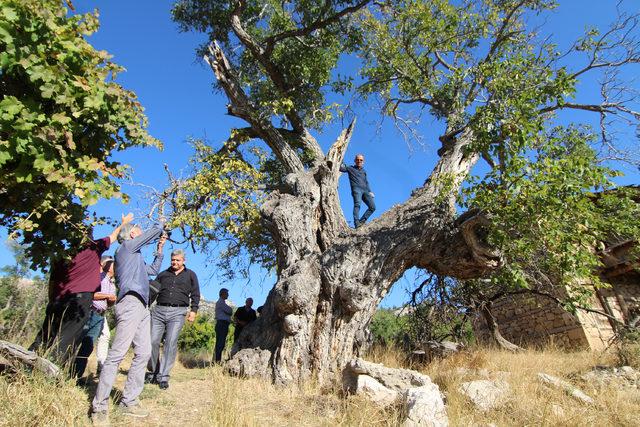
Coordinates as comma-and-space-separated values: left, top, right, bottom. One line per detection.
227, 122, 501, 384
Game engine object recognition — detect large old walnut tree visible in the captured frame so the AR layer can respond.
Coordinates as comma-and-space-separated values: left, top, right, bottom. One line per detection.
168, 0, 640, 384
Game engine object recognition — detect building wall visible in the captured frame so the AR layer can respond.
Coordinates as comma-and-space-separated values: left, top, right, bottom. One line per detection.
473, 276, 640, 350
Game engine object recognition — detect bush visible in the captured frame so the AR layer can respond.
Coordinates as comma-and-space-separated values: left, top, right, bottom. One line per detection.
178, 313, 216, 352
369, 308, 408, 346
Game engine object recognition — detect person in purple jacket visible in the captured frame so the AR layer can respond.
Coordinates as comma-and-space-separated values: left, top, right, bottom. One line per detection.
91, 217, 167, 423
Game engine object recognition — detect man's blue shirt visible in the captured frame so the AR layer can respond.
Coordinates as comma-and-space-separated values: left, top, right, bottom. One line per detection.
340, 163, 372, 193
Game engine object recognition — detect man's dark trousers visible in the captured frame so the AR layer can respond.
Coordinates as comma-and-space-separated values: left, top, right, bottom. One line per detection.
30, 292, 94, 366
214, 320, 230, 362
352, 187, 376, 226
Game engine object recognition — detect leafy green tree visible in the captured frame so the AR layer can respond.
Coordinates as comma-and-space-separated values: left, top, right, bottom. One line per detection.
168, 0, 640, 383
0, 0, 159, 269
369, 308, 408, 346
0, 243, 47, 341
178, 313, 216, 351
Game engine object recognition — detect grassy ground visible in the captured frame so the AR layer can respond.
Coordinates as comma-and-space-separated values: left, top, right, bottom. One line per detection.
1, 346, 638, 426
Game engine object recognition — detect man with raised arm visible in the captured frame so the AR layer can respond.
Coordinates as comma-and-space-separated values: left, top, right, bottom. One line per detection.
146, 249, 200, 390
91, 217, 167, 424
30, 213, 132, 366
340, 154, 376, 228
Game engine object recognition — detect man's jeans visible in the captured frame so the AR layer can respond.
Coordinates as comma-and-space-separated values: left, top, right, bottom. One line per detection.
74, 310, 105, 377
352, 187, 376, 226
147, 305, 188, 382
92, 294, 151, 412
214, 320, 230, 362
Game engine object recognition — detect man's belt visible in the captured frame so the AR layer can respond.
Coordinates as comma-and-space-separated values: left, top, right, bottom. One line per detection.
157, 303, 188, 308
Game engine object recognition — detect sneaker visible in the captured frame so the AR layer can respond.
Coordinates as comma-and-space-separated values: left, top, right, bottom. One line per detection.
118, 403, 149, 418
144, 372, 157, 384
158, 381, 169, 390
90, 410, 110, 426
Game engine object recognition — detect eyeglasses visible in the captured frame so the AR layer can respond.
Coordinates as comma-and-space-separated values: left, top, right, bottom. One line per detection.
355, 159, 364, 162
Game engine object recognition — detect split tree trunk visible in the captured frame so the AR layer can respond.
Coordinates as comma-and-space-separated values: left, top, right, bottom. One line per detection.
227, 124, 502, 385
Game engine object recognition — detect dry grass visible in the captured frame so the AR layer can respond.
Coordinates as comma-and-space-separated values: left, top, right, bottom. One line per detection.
0, 345, 638, 426
422, 346, 640, 426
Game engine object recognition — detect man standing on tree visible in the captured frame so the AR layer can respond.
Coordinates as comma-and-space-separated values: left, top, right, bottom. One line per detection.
91, 218, 166, 424
146, 249, 200, 390
233, 297, 257, 343
30, 214, 132, 366
213, 288, 234, 363
340, 154, 376, 228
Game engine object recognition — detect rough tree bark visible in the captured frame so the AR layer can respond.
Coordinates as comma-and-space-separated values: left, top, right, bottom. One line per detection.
201, 2, 502, 385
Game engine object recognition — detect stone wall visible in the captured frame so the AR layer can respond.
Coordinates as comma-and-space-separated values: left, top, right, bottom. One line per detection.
473, 293, 590, 348
473, 276, 640, 350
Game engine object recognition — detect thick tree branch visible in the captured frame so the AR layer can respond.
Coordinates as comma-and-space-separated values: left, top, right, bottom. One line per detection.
204, 42, 304, 173
228, 0, 324, 160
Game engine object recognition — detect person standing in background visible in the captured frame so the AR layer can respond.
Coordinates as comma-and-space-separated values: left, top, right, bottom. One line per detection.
214, 288, 233, 363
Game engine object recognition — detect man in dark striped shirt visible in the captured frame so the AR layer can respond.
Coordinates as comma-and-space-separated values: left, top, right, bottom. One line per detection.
146, 249, 200, 389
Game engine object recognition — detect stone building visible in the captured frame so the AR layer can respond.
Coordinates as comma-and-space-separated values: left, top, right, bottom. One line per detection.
473, 238, 640, 350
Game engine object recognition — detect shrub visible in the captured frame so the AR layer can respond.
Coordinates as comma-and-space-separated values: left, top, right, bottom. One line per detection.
178, 313, 216, 351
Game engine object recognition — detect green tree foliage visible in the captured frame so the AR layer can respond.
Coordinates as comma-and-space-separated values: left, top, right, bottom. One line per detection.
357, 0, 640, 306
178, 313, 216, 351
0, 243, 47, 341
171, 0, 640, 300
369, 308, 408, 346
0, 0, 159, 269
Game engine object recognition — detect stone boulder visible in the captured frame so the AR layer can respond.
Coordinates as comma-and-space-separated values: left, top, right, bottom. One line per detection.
424, 341, 464, 361
225, 348, 272, 379
344, 358, 448, 426
538, 373, 594, 405
458, 380, 510, 412
404, 385, 448, 427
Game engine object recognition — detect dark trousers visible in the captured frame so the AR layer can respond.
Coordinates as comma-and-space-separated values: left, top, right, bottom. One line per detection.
233, 325, 244, 343
352, 187, 376, 226
73, 310, 105, 378
214, 320, 230, 362
30, 292, 94, 367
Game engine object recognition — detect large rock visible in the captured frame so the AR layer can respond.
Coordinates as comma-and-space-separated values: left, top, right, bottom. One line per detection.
538, 373, 594, 405
458, 380, 510, 411
344, 358, 448, 426
344, 358, 433, 392
404, 385, 449, 427
225, 348, 272, 379
355, 374, 399, 406
424, 341, 464, 361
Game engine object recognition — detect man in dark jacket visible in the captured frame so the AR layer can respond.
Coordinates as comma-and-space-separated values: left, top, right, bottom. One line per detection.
340, 154, 376, 228
146, 249, 200, 389
233, 297, 257, 343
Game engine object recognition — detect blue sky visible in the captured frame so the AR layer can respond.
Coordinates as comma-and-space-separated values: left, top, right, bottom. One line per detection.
1, 0, 638, 307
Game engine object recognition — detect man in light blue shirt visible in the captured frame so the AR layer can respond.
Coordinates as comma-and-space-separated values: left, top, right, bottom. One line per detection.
91, 218, 166, 423
214, 288, 234, 363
